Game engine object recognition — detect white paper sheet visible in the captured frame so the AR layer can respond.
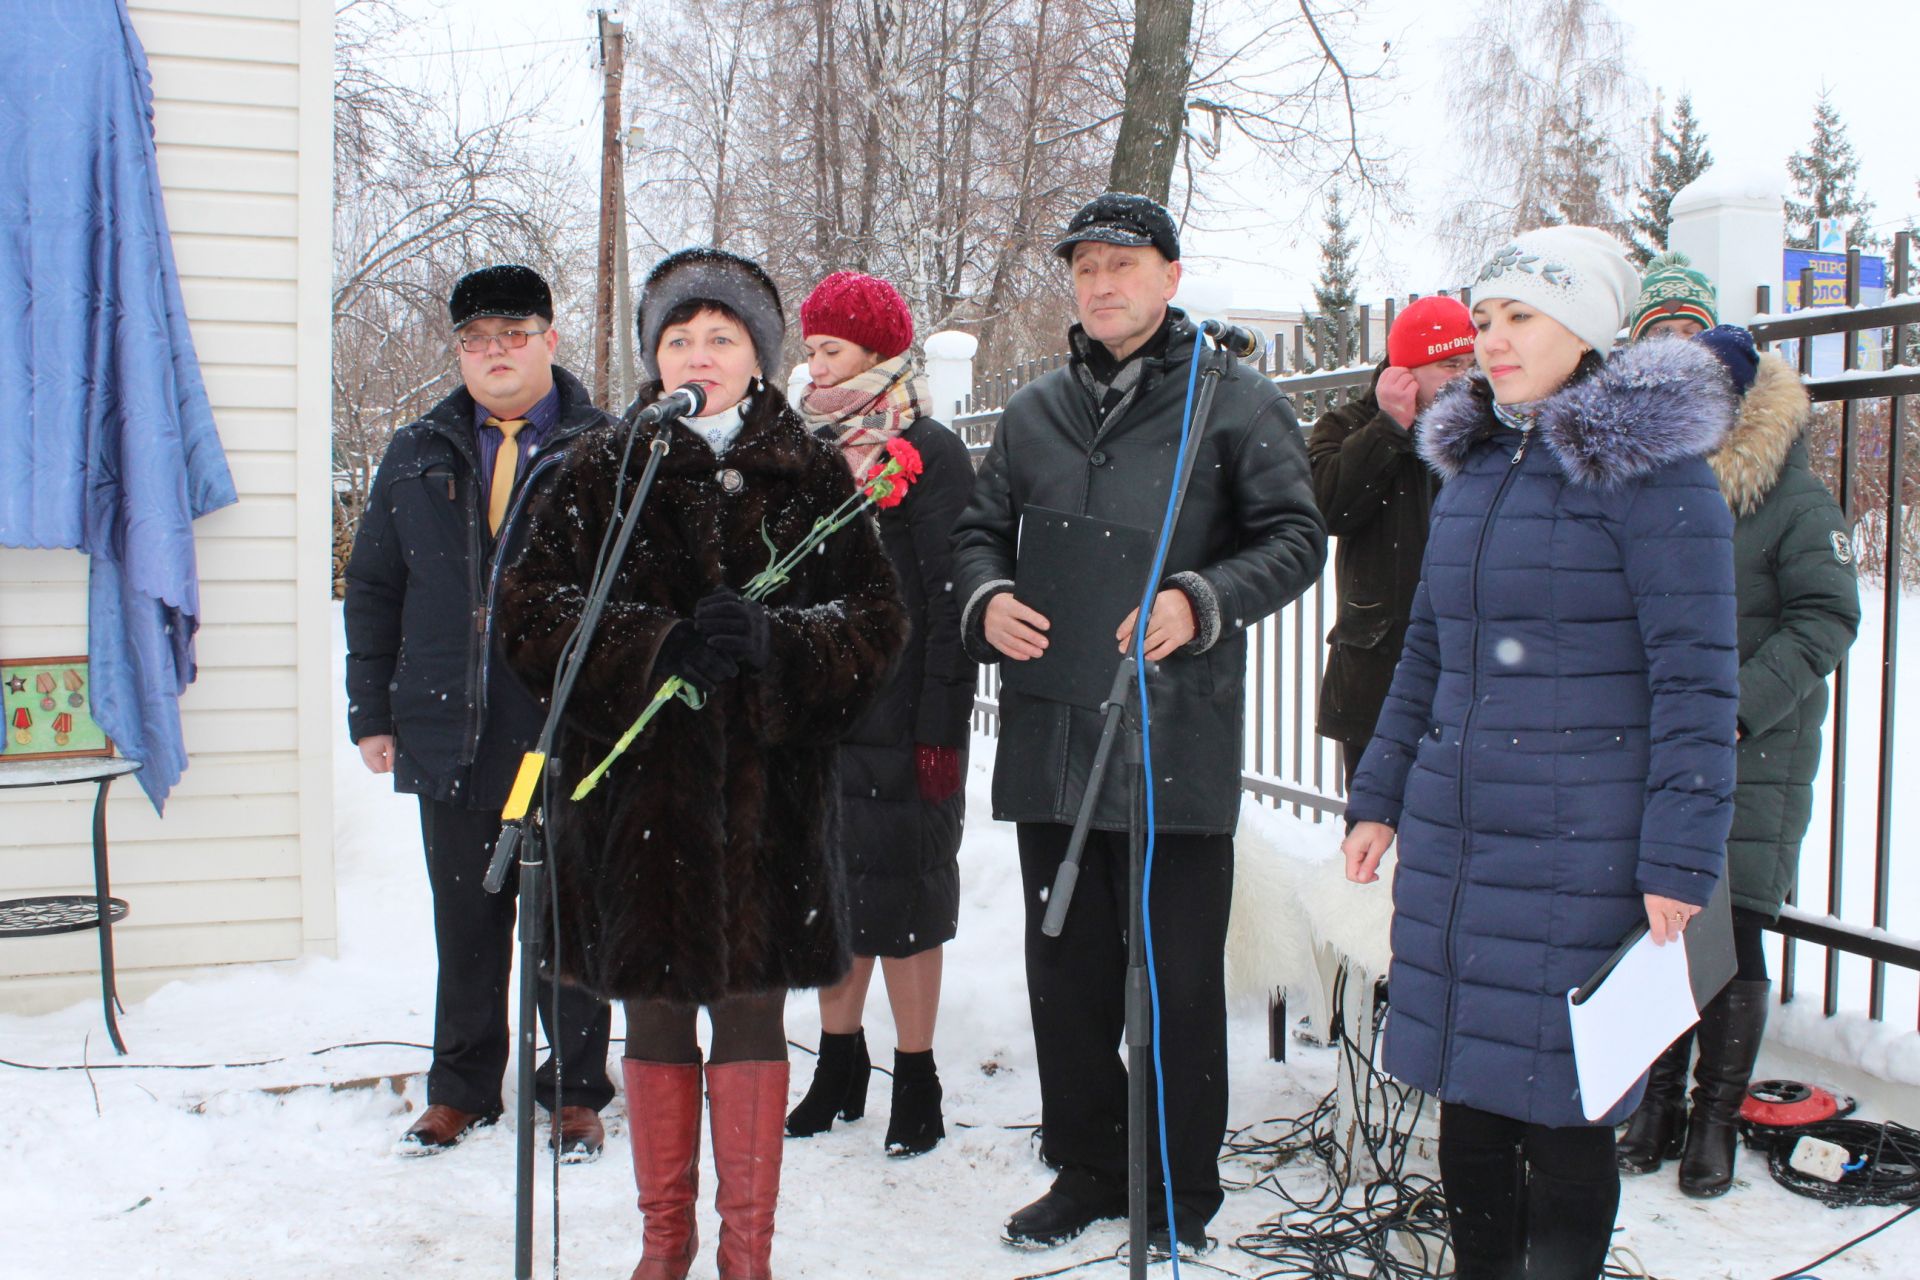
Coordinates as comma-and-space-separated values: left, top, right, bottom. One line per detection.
1567, 933, 1701, 1121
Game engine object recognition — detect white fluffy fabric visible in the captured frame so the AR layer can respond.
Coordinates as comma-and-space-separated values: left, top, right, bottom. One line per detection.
1224, 797, 1397, 1012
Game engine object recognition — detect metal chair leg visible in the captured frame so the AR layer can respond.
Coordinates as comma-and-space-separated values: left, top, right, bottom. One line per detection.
91, 777, 127, 1054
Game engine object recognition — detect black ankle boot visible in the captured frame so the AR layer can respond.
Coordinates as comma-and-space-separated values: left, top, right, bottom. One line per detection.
1679, 980, 1770, 1198
1617, 1030, 1693, 1174
884, 1049, 945, 1158
785, 1028, 870, 1137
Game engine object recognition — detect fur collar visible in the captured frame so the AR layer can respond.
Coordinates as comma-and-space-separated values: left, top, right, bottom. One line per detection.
1707, 353, 1811, 516
1418, 337, 1736, 488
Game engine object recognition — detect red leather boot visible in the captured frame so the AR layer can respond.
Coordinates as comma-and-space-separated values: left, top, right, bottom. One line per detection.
622, 1058, 703, 1280
706, 1060, 789, 1280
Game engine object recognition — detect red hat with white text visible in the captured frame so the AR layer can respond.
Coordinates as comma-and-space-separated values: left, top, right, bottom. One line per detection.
1387, 296, 1476, 369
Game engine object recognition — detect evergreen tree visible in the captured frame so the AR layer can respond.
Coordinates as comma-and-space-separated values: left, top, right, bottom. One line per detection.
1628, 93, 1714, 265
1307, 190, 1360, 370
1786, 90, 1878, 250
1544, 92, 1624, 233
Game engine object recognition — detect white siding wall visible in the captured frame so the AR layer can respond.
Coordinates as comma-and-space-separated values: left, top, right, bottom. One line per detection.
0, 0, 335, 1011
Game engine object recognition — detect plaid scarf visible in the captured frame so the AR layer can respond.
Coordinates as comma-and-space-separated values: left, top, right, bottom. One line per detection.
800, 354, 931, 478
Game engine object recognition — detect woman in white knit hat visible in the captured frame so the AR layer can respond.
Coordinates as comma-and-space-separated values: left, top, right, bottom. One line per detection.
1341, 226, 1741, 1278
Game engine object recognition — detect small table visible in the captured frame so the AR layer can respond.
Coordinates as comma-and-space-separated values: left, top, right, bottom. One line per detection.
0, 756, 142, 1053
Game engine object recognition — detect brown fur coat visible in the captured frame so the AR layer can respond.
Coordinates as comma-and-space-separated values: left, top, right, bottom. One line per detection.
498, 389, 906, 1002
1707, 352, 1812, 515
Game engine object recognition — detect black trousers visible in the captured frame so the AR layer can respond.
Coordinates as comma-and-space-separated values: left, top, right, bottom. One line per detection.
1438, 1101, 1620, 1280
1338, 738, 1368, 791
1016, 822, 1234, 1227
418, 798, 615, 1114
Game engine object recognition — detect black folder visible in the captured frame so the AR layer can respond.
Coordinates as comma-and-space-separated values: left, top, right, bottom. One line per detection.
1571, 868, 1736, 1012
999, 505, 1157, 710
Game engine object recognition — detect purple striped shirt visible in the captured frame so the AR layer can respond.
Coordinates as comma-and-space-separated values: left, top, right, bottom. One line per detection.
473, 383, 561, 525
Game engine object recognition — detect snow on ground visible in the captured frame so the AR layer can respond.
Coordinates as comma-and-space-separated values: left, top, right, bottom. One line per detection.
1, 607, 1916, 1278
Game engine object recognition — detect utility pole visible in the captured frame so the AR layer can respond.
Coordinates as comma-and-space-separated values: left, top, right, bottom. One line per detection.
594, 10, 625, 406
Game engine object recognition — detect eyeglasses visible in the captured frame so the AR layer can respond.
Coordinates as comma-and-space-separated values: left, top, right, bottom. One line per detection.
456, 327, 549, 354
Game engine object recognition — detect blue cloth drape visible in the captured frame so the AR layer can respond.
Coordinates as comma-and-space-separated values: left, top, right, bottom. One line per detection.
0, 0, 239, 809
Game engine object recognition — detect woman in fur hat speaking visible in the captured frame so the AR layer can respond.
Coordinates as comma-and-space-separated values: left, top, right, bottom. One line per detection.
498, 247, 906, 1280
1341, 226, 1740, 1279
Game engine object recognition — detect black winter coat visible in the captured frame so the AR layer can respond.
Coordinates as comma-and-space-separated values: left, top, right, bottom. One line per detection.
829, 417, 977, 957
951, 310, 1328, 835
343, 366, 610, 807
1707, 354, 1860, 918
497, 389, 907, 1003
1307, 362, 1440, 745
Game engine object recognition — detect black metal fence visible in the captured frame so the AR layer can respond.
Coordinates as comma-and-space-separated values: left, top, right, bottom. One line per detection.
961, 264, 1920, 1032
1749, 232, 1920, 1028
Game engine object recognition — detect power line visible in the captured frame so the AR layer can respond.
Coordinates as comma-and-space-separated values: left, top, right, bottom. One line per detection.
357, 35, 591, 63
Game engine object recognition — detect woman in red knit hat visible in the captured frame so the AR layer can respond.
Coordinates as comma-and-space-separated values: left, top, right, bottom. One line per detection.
785, 270, 978, 1157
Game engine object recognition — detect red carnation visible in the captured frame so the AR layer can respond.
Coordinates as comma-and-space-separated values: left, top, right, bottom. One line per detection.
863, 438, 925, 509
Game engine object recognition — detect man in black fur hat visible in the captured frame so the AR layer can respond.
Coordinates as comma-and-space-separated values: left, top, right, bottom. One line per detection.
344, 264, 616, 1160
953, 195, 1326, 1254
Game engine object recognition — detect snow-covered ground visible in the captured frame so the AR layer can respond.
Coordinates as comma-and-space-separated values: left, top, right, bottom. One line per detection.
2, 608, 1916, 1278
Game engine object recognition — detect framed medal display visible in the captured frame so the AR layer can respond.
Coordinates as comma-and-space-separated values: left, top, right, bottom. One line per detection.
0, 656, 114, 761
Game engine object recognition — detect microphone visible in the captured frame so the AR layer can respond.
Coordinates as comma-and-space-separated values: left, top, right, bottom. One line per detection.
628, 383, 707, 429
1199, 318, 1264, 361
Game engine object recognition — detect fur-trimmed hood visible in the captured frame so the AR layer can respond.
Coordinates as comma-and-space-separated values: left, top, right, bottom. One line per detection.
1419, 336, 1737, 487
1707, 352, 1812, 517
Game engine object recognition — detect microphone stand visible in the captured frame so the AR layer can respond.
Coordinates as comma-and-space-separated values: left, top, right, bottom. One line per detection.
482, 393, 690, 1280
1038, 334, 1233, 1278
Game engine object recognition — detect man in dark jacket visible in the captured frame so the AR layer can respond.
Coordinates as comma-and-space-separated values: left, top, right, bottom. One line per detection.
344, 265, 615, 1159
1308, 295, 1475, 786
951, 194, 1327, 1252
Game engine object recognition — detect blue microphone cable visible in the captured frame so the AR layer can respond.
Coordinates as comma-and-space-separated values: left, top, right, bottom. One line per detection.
1129, 326, 1209, 1277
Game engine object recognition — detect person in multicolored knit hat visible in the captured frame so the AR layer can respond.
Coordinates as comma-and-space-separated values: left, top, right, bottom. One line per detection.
786, 271, 977, 1160
1615, 317, 1859, 1200
1630, 250, 1718, 341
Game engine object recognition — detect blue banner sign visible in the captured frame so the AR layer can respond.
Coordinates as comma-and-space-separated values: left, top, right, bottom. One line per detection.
1782, 249, 1887, 308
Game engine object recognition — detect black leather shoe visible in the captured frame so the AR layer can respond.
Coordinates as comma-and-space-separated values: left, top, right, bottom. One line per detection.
1146, 1226, 1216, 1260
1002, 1186, 1127, 1250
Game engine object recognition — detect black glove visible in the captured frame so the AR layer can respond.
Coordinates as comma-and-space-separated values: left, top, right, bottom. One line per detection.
694, 587, 772, 671
652, 620, 738, 696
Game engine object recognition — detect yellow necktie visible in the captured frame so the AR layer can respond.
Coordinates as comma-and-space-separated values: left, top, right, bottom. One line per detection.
486, 418, 528, 535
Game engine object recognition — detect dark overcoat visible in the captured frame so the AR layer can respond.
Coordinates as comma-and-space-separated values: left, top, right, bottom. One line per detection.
1306, 362, 1441, 746
497, 388, 907, 1003
343, 365, 610, 807
950, 310, 1328, 835
829, 416, 977, 957
1708, 353, 1859, 918
1346, 339, 1740, 1128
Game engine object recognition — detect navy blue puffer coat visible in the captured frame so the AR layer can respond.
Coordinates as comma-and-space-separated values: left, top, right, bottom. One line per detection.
1346, 338, 1740, 1128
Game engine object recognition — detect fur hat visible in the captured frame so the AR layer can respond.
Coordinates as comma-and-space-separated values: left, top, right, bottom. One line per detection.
637, 248, 786, 384
1629, 251, 1719, 341
1054, 192, 1180, 262
1470, 226, 1642, 355
1387, 296, 1476, 368
449, 264, 554, 329
799, 271, 915, 360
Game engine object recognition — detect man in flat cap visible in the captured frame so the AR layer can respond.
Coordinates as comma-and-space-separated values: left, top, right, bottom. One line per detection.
345, 265, 616, 1159
952, 195, 1326, 1252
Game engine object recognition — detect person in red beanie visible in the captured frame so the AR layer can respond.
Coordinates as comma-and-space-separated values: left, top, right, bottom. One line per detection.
785, 271, 978, 1159
1308, 295, 1476, 786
